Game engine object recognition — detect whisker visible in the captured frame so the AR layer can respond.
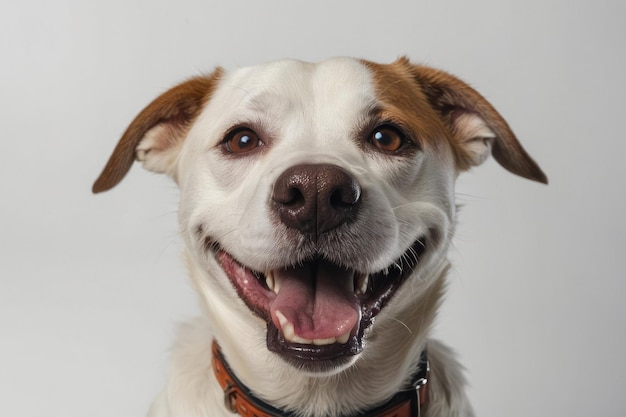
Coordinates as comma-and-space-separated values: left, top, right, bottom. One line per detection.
391, 201, 423, 211
389, 317, 413, 335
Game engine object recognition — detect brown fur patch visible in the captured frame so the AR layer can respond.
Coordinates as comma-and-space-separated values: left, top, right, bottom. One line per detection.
363, 57, 547, 183
361, 59, 454, 159
92, 68, 224, 193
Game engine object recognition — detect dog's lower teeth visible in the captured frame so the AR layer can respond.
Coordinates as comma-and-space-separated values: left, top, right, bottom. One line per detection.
278, 314, 297, 342
292, 334, 313, 344
275, 310, 350, 346
337, 332, 350, 344
313, 337, 336, 346
312, 332, 350, 345
276, 311, 310, 343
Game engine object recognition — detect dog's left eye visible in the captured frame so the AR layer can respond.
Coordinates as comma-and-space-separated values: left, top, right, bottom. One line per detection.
368, 126, 407, 153
223, 128, 262, 154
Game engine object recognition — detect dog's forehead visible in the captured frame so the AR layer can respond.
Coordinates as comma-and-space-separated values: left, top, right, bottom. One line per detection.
209, 58, 377, 131
227, 57, 374, 102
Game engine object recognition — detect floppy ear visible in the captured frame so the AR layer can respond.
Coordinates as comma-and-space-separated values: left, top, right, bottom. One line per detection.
92, 68, 223, 193
403, 59, 547, 184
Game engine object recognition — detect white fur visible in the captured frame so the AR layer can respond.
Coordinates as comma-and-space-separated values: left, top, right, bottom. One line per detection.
131, 58, 477, 417
451, 112, 496, 166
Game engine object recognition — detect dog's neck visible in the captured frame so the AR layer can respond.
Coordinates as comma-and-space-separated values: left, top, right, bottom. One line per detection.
211, 340, 429, 417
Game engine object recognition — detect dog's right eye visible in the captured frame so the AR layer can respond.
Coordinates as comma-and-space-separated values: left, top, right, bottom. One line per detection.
368, 125, 407, 153
222, 128, 262, 154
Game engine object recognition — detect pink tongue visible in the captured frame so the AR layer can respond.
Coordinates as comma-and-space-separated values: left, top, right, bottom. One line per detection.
269, 260, 360, 341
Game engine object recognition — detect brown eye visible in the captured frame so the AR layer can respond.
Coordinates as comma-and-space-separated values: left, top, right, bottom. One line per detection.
369, 126, 406, 152
223, 128, 261, 154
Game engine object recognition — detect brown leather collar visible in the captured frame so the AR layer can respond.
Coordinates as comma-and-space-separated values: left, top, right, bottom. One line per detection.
212, 341, 429, 417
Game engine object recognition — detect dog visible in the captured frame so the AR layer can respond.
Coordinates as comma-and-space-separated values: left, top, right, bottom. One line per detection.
93, 57, 547, 417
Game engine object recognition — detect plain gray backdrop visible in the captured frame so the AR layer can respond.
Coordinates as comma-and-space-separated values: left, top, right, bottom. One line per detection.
1, 0, 624, 416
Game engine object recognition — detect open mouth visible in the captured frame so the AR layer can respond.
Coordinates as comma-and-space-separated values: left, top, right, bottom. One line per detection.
215, 239, 426, 370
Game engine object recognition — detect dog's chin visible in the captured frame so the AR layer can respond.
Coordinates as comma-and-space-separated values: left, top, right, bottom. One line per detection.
212, 239, 426, 373
265, 323, 360, 375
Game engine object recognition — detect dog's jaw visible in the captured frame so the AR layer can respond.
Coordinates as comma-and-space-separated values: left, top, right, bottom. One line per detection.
210, 238, 427, 373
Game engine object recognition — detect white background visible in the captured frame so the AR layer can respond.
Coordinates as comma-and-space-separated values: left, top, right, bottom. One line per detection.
1, 1, 624, 416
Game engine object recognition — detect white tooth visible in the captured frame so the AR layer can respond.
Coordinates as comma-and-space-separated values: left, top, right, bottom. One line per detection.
337, 332, 351, 344
292, 335, 313, 344
282, 320, 295, 341
313, 337, 336, 346
275, 310, 288, 327
273, 273, 282, 294
275, 310, 312, 344
356, 274, 369, 295
265, 271, 274, 292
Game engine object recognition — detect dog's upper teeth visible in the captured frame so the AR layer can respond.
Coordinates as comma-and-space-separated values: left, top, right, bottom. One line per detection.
355, 273, 369, 295
265, 270, 282, 294
273, 273, 281, 294
265, 271, 275, 292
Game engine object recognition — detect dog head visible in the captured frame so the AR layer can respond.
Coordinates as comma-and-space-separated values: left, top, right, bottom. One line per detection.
94, 57, 546, 379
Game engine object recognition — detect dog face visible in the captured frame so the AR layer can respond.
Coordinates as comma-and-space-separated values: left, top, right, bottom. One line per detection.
94, 57, 546, 376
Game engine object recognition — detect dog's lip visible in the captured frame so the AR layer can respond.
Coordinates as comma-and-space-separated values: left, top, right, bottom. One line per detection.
214, 238, 426, 365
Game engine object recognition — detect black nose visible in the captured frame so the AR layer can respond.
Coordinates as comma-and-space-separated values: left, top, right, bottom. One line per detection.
272, 164, 362, 236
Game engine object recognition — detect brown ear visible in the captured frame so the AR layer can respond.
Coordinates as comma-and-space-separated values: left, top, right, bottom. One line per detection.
402, 58, 547, 184
92, 68, 223, 193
